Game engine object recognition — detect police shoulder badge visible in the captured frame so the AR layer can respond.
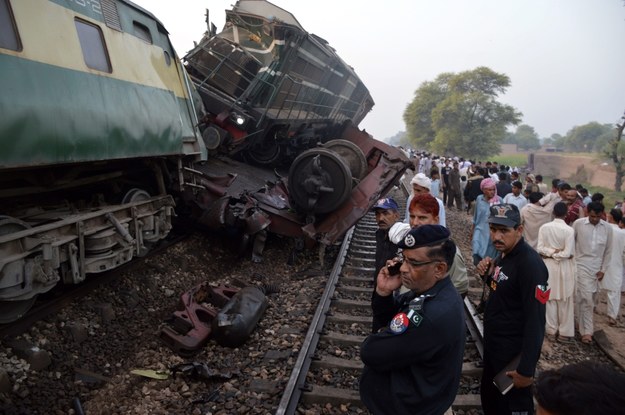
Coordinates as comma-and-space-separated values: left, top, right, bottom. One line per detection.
389, 312, 409, 334
535, 284, 550, 304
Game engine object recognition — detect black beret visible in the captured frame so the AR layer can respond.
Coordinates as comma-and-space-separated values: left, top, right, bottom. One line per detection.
396, 224, 450, 249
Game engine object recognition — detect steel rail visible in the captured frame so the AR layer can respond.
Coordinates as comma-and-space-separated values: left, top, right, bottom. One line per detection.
464, 296, 485, 359
275, 225, 355, 415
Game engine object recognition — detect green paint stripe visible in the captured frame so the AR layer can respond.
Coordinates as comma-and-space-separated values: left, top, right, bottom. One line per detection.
0, 53, 197, 167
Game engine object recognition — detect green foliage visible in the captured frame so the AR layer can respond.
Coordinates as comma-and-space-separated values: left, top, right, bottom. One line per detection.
602, 112, 625, 191
563, 122, 613, 152
492, 154, 528, 168
506, 124, 541, 150
403, 67, 521, 159
550, 133, 566, 149
502, 131, 516, 144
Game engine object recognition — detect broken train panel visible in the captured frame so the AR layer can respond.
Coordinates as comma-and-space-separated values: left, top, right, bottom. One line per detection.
181, 0, 411, 251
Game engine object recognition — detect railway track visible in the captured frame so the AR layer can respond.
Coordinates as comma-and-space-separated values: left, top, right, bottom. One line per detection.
276, 190, 485, 414
3, 179, 625, 414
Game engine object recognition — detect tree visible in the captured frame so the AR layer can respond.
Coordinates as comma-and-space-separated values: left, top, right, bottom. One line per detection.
563, 122, 612, 152
403, 67, 521, 159
550, 133, 565, 149
604, 111, 625, 191
509, 124, 541, 151
502, 130, 517, 144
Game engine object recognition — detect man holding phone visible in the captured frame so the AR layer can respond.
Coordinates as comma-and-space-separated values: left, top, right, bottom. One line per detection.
360, 225, 465, 415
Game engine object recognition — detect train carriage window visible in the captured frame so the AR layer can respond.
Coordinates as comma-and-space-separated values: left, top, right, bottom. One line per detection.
133, 21, 152, 44
0, 0, 21, 51
75, 18, 112, 73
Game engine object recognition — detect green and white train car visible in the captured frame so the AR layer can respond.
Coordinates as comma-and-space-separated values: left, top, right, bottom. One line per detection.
0, 0, 206, 322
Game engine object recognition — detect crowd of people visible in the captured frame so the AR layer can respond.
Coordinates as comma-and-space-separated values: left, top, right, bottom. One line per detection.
358, 149, 625, 414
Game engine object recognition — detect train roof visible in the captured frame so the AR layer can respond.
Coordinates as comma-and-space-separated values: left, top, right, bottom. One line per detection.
119, 0, 170, 35
232, 0, 304, 30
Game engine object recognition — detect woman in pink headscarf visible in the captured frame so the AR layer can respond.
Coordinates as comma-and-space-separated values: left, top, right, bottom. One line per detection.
470, 178, 502, 265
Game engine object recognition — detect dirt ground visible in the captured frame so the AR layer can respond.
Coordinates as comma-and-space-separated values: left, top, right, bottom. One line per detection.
531, 152, 617, 190
592, 290, 625, 365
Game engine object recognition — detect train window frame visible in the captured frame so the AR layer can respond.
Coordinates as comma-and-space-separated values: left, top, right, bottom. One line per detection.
132, 21, 152, 44
0, 0, 21, 51
163, 50, 171, 66
74, 18, 112, 73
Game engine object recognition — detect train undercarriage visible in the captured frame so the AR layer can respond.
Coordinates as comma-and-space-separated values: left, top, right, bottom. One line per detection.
0, 160, 178, 323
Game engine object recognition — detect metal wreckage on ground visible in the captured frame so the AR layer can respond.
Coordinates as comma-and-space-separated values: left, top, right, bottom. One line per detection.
161, 0, 411, 353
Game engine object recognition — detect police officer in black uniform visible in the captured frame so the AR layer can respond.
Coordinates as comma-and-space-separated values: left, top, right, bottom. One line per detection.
360, 225, 465, 415
476, 204, 548, 415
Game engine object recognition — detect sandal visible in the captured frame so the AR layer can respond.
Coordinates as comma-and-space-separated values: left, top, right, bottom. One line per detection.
581, 335, 593, 344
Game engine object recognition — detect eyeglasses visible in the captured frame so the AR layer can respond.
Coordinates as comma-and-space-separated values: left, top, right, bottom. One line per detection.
396, 252, 440, 268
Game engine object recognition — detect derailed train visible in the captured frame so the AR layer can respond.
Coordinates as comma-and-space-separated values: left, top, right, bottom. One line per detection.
0, 0, 410, 322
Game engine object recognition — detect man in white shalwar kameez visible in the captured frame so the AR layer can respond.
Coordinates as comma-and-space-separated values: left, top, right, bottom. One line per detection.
602, 209, 625, 325
520, 192, 552, 249
572, 202, 613, 344
537, 202, 576, 341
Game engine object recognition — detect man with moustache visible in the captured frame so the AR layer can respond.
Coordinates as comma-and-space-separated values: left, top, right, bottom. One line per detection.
360, 225, 465, 415
476, 204, 548, 415
573, 202, 613, 344
372, 197, 402, 285
564, 188, 585, 225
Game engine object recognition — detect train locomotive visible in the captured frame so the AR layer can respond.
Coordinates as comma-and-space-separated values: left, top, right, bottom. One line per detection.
181, 0, 410, 243
0, 0, 411, 323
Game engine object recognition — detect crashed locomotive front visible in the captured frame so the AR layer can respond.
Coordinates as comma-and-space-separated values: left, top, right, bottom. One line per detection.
183, 0, 411, 248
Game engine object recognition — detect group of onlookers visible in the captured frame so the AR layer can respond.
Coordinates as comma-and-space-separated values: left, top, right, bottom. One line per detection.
359, 149, 625, 414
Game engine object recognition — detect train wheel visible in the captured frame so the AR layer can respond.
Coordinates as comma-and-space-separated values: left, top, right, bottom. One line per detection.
323, 139, 367, 180
0, 216, 37, 324
288, 148, 352, 214
122, 188, 151, 204
245, 136, 281, 165
0, 297, 37, 324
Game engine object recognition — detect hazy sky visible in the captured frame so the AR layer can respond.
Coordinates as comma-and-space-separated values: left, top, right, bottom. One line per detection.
136, 0, 625, 142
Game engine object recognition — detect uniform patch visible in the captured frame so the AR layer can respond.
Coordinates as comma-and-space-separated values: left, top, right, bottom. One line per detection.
389, 312, 409, 334
404, 234, 416, 247
535, 285, 550, 304
492, 266, 508, 282
407, 310, 423, 327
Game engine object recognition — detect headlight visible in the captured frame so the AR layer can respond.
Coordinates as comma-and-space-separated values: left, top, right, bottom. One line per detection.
230, 112, 248, 128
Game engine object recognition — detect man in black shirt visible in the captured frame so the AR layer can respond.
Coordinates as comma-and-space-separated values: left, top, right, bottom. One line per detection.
360, 225, 465, 415
373, 197, 401, 282
371, 197, 402, 332
476, 204, 548, 415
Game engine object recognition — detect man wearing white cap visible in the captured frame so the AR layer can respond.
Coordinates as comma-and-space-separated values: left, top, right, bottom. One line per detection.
404, 173, 446, 227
